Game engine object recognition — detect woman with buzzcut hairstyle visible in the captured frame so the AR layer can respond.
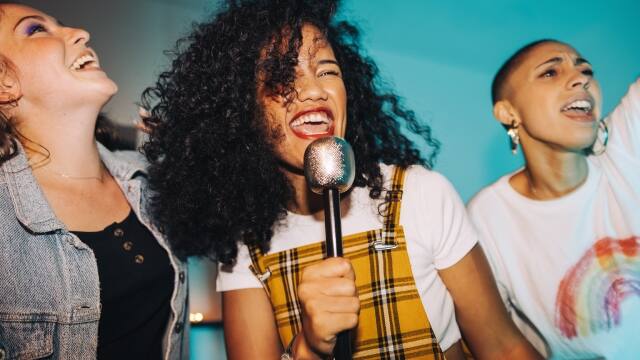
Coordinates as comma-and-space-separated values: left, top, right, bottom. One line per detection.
143, 1, 540, 359
468, 39, 640, 359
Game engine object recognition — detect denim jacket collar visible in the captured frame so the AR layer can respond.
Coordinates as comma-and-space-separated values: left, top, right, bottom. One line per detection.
1, 142, 146, 234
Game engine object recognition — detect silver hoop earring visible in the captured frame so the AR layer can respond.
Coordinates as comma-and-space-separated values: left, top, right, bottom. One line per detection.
591, 119, 609, 156
507, 121, 520, 155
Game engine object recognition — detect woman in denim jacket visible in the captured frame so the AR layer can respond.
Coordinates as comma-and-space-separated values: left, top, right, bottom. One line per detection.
0, 3, 188, 359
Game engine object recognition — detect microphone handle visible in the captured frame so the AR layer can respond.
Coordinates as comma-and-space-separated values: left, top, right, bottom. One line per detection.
323, 189, 352, 360
323, 189, 343, 257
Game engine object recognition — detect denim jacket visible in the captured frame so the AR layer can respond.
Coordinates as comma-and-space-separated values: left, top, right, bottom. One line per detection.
0, 143, 189, 360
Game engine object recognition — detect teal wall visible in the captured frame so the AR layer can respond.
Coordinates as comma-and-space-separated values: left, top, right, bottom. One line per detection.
339, 0, 640, 201
191, 1, 640, 358
20, 0, 639, 358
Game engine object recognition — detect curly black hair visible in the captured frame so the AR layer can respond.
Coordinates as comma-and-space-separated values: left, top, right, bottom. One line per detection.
141, 0, 439, 264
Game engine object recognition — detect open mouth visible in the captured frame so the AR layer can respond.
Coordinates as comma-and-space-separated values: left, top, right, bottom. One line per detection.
560, 97, 595, 120
289, 108, 335, 139
70, 54, 98, 71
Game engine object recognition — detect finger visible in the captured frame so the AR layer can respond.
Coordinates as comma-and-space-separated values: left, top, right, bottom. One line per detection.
314, 277, 358, 297
301, 257, 355, 281
315, 312, 359, 335
316, 295, 360, 314
138, 106, 151, 119
299, 280, 357, 306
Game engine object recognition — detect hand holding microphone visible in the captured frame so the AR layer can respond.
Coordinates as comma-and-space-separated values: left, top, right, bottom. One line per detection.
295, 137, 356, 359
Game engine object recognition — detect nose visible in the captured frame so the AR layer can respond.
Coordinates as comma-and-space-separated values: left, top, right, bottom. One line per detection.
66, 26, 91, 46
567, 68, 591, 90
295, 74, 328, 102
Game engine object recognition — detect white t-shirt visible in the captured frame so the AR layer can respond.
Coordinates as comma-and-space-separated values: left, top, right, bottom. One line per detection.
217, 165, 478, 350
468, 79, 640, 359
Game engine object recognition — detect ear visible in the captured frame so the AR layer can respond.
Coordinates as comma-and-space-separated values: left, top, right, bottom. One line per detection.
0, 60, 20, 106
493, 99, 519, 128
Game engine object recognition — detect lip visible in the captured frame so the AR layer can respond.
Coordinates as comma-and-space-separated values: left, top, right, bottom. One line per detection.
560, 92, 596, 122
289, 107, 335, 139
69, 49, 101, 71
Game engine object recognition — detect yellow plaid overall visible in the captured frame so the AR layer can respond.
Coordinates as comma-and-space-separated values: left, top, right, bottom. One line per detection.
249, 167, 447, 359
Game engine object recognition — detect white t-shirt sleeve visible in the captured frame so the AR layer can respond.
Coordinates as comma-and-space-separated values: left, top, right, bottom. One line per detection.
216, 243, 263, 292
467, 192, 512, 306
605, 78, 640, 159
404, 166, 478, 269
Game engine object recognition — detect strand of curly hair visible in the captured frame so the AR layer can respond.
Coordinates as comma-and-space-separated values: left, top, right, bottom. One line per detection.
141, 0, 439, 264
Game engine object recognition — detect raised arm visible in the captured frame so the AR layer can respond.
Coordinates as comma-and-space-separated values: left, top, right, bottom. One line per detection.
605, 78, 640, 159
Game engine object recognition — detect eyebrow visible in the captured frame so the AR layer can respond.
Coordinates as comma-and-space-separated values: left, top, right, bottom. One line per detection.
317, 59, 340, 66
535, 56, 591, 69
13, 15, 47, 31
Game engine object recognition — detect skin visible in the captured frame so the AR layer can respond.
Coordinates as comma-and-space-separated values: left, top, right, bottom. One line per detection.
224, 24, 541, 360
0, 4, 130, 231
259, 25, 347, 215
493, 41, 602, 200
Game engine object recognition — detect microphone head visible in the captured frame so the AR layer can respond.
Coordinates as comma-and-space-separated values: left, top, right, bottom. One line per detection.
304, 136, 355, 194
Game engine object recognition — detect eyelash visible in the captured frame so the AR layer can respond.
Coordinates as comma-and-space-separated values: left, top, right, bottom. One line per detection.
319, 70, 340, 77
541, 69, 557, 78
540, 68, 594, 78
26, 23, 47, 36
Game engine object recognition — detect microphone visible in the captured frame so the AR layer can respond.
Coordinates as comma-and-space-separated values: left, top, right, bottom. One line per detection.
304, 136, 355, 360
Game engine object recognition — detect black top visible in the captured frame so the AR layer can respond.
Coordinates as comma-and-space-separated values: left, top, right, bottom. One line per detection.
73, 210, 174, 359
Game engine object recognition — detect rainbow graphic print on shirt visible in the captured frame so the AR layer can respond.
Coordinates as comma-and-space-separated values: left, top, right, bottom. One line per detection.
555, 236, 640, 338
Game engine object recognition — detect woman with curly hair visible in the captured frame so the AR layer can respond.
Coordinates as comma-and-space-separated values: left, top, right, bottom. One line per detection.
0, 2, 188, 358
468, 40, 640, 358
142, 0, 540, 358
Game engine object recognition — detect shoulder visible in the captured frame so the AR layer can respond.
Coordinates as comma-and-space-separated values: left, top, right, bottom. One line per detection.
107, 149, 149, 169
99, 145, 149, 179
384, 164, 457, 193
467, 174, 511, 217
398, 165, 464, 206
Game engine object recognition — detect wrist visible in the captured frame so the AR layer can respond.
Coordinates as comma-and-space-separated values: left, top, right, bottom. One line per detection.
292, 332, 327, 360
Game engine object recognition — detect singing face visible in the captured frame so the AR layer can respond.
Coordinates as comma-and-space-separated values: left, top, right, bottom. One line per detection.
0, 4, 117, 115
504, 41, 602, 152
259, 24, 347, 172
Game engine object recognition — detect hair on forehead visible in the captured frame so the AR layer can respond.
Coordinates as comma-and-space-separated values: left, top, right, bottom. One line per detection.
491, 39, 563, 104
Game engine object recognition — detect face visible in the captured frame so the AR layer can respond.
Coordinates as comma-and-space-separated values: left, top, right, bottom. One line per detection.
503, 42, 602, 152
259, 24, 347, 172
0, 4, 117, 116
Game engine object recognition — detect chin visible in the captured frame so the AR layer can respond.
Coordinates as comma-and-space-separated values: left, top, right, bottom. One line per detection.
566, 136, 598, 153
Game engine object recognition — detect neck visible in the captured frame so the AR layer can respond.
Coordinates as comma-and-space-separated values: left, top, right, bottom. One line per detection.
518, 144, 588, 199
17, 107, 104, 180
283, 168, 324, 215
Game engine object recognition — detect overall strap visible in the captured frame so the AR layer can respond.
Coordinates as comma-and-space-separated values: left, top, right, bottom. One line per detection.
384, 166, 407, 229
373, 166, 407, 251
247, 244, 272, 297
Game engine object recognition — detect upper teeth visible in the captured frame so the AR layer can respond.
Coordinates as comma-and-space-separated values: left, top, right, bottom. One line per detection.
290, 112, 330, 127
71, 55, 94, 70
563, 100, 592, 112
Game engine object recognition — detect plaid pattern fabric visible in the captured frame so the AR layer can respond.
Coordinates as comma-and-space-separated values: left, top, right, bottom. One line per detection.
249, 167, 447, 359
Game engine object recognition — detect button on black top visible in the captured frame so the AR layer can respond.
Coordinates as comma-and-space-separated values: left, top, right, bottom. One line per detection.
73, 210, 174, 360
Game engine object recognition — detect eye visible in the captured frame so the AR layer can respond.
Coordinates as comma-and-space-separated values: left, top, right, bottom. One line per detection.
318, 69, 340, 78
540, 69, 557, 78
582, 68, 594, 76
26, 23, 47, 36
